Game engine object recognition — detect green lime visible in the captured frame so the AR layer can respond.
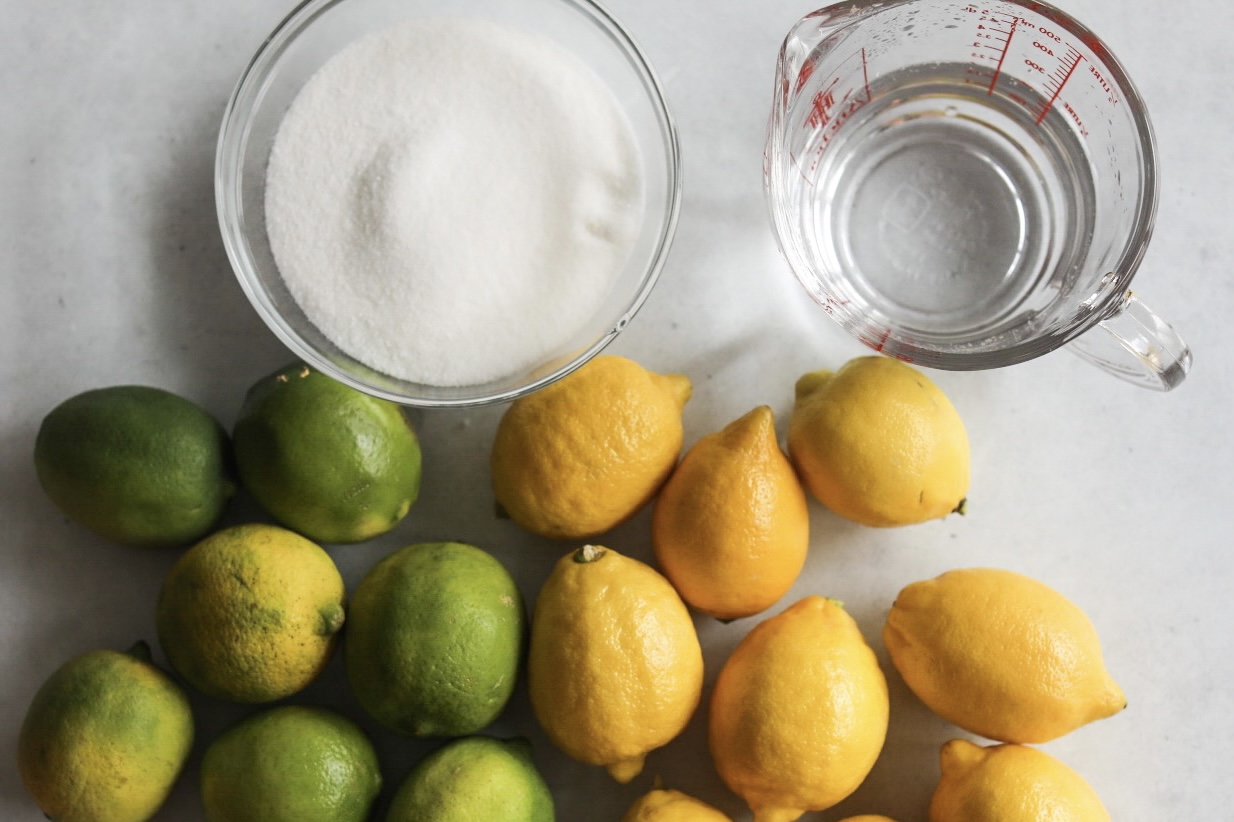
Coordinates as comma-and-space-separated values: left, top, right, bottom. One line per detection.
386, 736, 555, 822
156, 523, 346, 703
17, 642, 194, 822
345, 542, 526, 737
33, 385, 236, 548
232, 362, 421, 544
201, 705, 381, 822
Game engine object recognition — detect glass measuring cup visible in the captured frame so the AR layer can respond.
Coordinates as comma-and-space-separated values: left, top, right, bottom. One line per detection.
765, 0, 1192, 390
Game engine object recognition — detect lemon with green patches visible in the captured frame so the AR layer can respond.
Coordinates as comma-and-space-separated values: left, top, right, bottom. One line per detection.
345, 542, 526, 737
232, 362, 422, 544
385, 736, 554, 822
156, 522, 346, 703
201, 705, 381, 822
17, 642, 194, 822
33, 385, 235, 548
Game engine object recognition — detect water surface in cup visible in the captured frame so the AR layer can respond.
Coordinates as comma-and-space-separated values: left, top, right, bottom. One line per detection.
783, 60, 1097, 345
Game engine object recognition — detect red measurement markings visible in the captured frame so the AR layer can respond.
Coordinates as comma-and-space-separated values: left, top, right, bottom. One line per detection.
1088, 62, 1120, 106
795, 58, 814, 94
1035, 45, 1083, 123
962, 7, 1017, 94
983, 12, 1016, 94
806, 48, 870, 129
861, 46, 871, 102
806, 78, 840, 130
795, 48, 874, 176
872, 328, 891, 353
1062, 100, 1088, 136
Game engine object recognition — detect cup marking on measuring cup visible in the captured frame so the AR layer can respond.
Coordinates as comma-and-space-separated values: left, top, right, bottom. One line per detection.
795, 48, 873, 174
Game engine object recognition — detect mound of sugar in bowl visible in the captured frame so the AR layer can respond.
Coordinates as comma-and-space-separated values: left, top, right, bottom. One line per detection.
264, 17, 645, 387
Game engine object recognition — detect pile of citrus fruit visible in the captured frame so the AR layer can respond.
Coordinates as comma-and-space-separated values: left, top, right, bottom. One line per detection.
19, 353, 1125, 821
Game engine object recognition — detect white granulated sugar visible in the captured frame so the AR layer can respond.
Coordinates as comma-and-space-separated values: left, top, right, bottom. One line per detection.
264, 17, 645, 387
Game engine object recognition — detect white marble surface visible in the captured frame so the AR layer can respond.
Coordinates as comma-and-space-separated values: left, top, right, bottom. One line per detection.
2, 0, 1231, 820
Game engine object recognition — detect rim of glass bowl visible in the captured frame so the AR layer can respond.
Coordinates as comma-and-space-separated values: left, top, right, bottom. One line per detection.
215, 0, 682, 408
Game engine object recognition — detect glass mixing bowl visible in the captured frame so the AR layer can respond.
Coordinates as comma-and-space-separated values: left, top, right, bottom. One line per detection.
216, 0, 680, 407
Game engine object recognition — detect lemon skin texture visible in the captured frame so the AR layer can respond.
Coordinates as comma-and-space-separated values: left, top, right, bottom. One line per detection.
788, 357, 969, 527
883, 567, 1126, 743
17, 643, 194, 822
491, 355, 691, 539
232, 362, 422, 544
528, 544, 704, 783
155, 523, 346, 703
929, 739, 1111, 821
709, 596, 889, 822
384, 736, 554, 822
200, 705, 381, 822
33, 385, 235, 548
344, 542, 526, 737
621, 788, 733, 821
652, 405, 809, 620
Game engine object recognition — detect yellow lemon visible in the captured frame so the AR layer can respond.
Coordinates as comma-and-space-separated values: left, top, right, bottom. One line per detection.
622, 788, 733, 821
491, 355, 691, 539
156, 523, 346, 703
787, 357, 969, 527
17, 642, 193, 822
652, 406, 809, 620
929, 739, 1111, 821
709, 596, 889, 822
839, 817, 900, 822
883, 567, 1125, 743
528, 544, 703, 782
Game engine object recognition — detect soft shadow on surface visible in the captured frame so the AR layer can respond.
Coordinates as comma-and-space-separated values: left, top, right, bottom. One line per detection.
144, 106, 291, 422
820, 664, 958, 822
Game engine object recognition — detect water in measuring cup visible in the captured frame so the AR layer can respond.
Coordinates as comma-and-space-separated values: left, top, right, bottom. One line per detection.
790, 62, 1096, 340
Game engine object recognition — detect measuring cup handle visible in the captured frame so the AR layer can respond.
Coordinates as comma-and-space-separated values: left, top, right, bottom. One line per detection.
1067, 291, 1192, 391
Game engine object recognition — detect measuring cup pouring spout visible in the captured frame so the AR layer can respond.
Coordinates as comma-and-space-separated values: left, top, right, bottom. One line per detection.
769, 1, 886, 112
764, 0, 1192, 391
776, 3, 863, 66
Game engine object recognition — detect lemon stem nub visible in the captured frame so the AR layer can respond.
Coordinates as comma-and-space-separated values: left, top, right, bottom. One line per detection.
605, 755, 645, 783
318, 603, 346, 636
573, 544, 607, 564
954, 498, 968, 516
